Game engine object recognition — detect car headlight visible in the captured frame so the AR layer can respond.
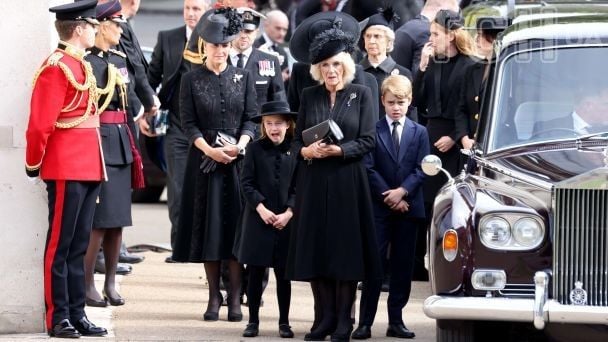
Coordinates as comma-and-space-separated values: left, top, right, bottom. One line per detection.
513, 217, 544, 248
479, 214, 545, 250
479, 217, 511, 247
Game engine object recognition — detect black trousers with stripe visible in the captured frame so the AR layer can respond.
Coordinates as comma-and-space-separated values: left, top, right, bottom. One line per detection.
44, 180, 100, 329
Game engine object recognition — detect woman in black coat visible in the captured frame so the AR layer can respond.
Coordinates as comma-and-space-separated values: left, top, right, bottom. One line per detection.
172, 8, 256, 322
455, 17, 508, 150
286, 12, 381, 341
234, 101, 298, 339
413, 10, 476, 199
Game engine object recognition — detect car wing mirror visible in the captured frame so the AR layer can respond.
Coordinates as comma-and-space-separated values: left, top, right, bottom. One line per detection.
421, 154, 454, 183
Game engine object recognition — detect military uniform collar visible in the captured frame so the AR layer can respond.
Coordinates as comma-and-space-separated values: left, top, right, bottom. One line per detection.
88, 46, 108, 59
58, 40, 87, 60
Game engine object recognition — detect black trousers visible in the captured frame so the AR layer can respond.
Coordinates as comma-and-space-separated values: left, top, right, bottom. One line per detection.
164, 126, 189, 249
44, 180, 100, 329
358, 214, 418, 325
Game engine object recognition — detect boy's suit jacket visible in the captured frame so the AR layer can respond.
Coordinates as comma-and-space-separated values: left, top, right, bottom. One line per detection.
364, 117, 430, 218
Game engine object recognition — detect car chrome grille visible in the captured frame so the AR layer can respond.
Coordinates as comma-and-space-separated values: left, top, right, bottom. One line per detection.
554, 188, 608, 306
498, 283, 534, 297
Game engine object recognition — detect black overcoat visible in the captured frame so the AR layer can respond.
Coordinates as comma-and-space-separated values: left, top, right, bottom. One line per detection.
413, 53, 474, 201
286, 83, 381, 281
234, 137, 297, 268
173, 65, 256, 262
454, 60, 486, 142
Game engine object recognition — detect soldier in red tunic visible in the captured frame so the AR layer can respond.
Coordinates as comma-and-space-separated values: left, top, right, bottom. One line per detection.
25, 0, 107, 338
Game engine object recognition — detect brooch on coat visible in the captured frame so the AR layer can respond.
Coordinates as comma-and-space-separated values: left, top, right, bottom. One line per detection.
347, 93, 357, 106
233, 73, 243, 83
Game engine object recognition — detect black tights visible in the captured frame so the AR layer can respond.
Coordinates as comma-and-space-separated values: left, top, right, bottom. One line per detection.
204, 260, 241, 315
247, 265, 291, 325
310, 278, 357, 336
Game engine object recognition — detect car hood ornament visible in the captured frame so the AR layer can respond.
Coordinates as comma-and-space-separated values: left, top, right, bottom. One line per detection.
569, 281, 587, 305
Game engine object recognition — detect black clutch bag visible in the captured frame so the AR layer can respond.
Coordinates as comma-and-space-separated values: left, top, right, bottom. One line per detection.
302, 119, 344, 146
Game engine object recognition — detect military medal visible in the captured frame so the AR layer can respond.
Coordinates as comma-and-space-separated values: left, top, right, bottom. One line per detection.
259, 60, 275, 77
119, 67, 130, 83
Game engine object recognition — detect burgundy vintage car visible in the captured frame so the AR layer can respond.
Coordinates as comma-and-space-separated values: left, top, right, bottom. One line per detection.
421, 4, 608, 341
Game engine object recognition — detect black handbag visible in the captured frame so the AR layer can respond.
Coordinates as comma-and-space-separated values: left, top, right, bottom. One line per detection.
200, 132, 242, 173
302, 119, 344, 146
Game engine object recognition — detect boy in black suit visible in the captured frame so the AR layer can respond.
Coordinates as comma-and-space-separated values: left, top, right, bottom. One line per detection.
354, 75, 429, 340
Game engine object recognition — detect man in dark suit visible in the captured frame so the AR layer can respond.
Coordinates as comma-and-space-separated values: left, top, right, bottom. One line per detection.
118, 0, 158, 135
254, 9, 290, 82
147, 0, 210, 261
230, 7, 286, 137
532, 87, 608, 138
354, 75, 429, 340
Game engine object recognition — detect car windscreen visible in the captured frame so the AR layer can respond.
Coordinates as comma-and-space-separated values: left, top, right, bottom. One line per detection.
488, 45, 608, 151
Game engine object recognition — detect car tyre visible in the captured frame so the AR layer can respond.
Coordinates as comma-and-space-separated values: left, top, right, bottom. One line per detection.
436, 320, 474, 342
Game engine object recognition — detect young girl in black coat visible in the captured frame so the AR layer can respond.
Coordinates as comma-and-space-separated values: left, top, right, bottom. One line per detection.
234, 101, 298, 338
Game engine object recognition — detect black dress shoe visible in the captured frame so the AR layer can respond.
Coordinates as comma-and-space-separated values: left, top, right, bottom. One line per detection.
386, 323, 415, 339
119, 251, 145, 264
243, 323, 259, 337
279, 324, 294, 338
85, 297, 107, 307
351, 325, 372, 339
48, 319, 80, 338
165, 256, 177, 263
73, 317, 107, 337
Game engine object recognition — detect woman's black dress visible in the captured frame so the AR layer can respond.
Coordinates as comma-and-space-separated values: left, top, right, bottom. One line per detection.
173, 65, 257, 262
234, 137, 297, 268
86, 47, 137, 228
286, 83, 381, 281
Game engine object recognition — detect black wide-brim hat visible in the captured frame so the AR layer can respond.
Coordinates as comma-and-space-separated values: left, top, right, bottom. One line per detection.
196, 7, 243, 44
252, 101, 297, 123
289, 11, 360, 64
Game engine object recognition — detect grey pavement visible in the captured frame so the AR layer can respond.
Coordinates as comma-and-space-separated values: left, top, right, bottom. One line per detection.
0, 203, 436, 340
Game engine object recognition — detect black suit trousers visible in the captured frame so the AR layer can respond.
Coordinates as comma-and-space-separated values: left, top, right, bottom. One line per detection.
163, 125, 189, 249
358, 213, 418, 325
44, 180, 100, 329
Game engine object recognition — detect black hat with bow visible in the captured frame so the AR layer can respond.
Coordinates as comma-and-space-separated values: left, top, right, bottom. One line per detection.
289, 11, 360, 65
196, 7, 243, 44
359, 6, 400, 33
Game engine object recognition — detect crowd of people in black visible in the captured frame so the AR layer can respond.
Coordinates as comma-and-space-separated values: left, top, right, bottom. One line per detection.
26, 0, 508, 340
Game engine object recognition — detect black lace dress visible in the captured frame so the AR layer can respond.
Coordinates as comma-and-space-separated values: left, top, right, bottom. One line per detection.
173, 65, 256, 262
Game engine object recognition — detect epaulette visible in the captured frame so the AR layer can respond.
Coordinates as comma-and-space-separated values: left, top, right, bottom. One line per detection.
108, 48, 126, 58
47, 51, 65, 66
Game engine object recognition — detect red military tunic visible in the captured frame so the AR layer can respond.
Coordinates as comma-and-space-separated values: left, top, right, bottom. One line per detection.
25, 45, 104, 181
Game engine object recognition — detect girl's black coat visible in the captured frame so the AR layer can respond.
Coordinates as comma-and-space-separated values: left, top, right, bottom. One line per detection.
234, 137, 297, 268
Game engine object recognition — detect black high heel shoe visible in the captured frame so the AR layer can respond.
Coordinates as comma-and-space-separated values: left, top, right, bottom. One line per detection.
103, 290, 125, 306
204, 293, 223, 321
85, 296, 107, 308
227, 306, 243, 322
304, 320, 336, 341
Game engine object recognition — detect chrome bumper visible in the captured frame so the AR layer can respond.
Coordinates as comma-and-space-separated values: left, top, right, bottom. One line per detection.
424, 272, 608, 330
